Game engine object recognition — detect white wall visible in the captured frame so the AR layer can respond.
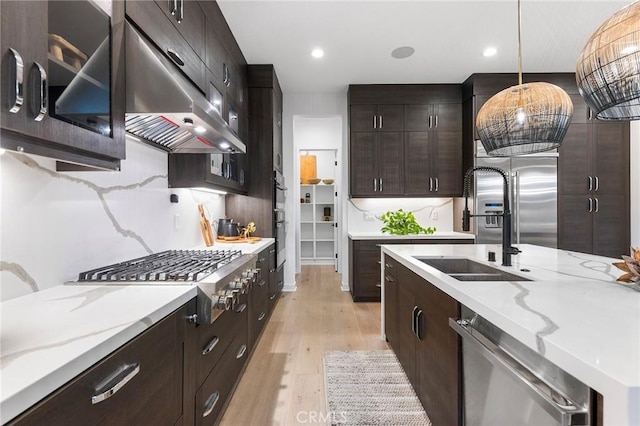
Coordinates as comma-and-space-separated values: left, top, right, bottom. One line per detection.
0, 136, 225, 301
348, 198, 454, 233
631, 122, 640, 247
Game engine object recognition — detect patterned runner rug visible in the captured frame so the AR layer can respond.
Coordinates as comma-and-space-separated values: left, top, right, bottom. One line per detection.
323, 350, 431, 425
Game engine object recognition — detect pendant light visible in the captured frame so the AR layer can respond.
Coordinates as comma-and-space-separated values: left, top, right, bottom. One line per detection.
576, 1, 640, 120
476, 0, 574, 157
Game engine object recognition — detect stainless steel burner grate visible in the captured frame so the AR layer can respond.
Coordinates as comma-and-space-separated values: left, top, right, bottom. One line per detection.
77, 250, 243, 282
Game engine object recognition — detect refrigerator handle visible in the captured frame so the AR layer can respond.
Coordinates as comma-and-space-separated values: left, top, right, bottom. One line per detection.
512, 171, 520, 245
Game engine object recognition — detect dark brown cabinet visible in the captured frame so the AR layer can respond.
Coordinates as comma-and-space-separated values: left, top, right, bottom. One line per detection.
350, 131, 404, 196
9, 304, 187, 426
558, 98, 630, 258
226, 65, 283, 240
0, 0, 125, 170
168, 152, 247, 195
349, 237, 472, 302
249, 244, 275, 351
404, 103, 462, 196
386, 257, 460, 426
348, 85, 463, 198
126, 0, 206, 92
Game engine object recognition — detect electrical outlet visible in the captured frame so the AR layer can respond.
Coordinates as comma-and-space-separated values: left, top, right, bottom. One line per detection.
174, 214, 181, 230
364, 212, 375, 221
430, 211, 438, 220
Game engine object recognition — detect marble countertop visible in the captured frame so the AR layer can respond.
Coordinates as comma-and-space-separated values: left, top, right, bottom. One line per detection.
348, 231, 474, 240
381, 243, 640, 426
0, 239, 274, 424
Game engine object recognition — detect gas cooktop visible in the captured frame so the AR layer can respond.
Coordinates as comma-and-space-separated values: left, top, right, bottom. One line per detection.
77, 249, 243, 283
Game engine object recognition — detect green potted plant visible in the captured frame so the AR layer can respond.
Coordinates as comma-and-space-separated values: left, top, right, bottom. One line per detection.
380, 209, 436, 235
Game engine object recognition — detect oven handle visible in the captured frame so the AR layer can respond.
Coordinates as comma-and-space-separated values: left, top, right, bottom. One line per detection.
449, 318, 589, 426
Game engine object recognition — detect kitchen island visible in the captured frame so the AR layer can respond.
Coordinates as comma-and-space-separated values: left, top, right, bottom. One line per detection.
0, 239, 274, 424
381, 243, 640, 426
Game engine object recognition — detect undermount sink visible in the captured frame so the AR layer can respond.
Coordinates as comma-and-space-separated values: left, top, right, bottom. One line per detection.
416, 258, 532, 282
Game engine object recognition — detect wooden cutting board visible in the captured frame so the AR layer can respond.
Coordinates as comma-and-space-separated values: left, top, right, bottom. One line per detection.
300, 155, 317, 183
198, 204, 214, 246
216, 237, 262, 244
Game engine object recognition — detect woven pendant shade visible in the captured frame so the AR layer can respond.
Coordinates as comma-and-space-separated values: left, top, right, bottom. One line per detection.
476, 0, 573, 157
576, 1, 640, 120
476, 82, 574, 156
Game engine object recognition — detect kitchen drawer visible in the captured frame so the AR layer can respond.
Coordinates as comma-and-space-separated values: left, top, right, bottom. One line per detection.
249, 292, 269, 350
195, 319, 249, 426
383, 254, 401, 279
126, 0, 205, 92
10, 306, 185, 426
269, 263, 284, 313
196, 293, 248, 386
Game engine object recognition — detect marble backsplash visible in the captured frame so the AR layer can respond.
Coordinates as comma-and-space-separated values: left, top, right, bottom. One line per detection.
0, 137, 225, 302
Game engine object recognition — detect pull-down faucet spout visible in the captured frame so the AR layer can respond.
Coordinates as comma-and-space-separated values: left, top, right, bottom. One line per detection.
462, 166, 520, 266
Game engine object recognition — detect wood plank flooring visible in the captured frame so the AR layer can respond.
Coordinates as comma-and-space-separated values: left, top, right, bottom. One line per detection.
219, 265, 389, 426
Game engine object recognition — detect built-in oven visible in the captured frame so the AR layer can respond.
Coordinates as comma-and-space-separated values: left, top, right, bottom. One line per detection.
274, 170, 286, 268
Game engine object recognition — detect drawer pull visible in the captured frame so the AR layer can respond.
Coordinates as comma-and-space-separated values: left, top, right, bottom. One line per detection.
236, 344, 247, 359
269, 249, 276, 254
375, 283, 382, 288
203, 391, 220, 417
258, 311, 266, 321
8, 48, 24, 113
258, 279, 266, 287
166, 49, 184, 67
202, 336, 220, 355
258, 257, 266, 262
376, 260, 382, 265
91, 362, 140, 405
236, 303, 247, 313
269, 293, 276, 300
270, 268, 276, 273
385, 262, 393, 268
32, 62, 47, 121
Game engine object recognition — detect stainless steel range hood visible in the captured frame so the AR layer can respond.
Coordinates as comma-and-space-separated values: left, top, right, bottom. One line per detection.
124, 22, 245, 154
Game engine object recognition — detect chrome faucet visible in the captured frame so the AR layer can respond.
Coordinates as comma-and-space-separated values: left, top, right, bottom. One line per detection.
462, 166, 520, 266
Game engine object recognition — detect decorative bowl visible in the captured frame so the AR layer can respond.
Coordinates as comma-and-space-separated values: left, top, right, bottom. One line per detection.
322, 179, 334, 185
306, 178, 321, 184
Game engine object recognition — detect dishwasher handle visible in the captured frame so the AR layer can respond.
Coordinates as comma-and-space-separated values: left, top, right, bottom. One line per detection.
449, 318, 589, 426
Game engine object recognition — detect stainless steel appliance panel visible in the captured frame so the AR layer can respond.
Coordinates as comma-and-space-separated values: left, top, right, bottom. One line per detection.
475, 156, 557, 249
511, 158, 557, 248
450, 307, 590, 426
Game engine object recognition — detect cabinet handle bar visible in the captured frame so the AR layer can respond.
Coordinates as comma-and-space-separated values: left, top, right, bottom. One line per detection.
8, 48, 24, 113
91, 363, 140, 404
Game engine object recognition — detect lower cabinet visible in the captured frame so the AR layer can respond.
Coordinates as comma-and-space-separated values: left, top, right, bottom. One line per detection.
249, 245, 274, 351
10, 304, 188, 426
386, 255, 461, 426
349, 237, 473, 302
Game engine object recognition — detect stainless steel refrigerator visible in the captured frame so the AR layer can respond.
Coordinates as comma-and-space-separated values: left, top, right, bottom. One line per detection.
474, 144, 557, 248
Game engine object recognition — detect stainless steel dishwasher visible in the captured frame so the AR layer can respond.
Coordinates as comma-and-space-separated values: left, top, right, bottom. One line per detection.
450, 306, 590, 426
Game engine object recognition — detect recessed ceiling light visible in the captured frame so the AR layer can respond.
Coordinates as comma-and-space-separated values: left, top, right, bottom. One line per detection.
220, 142, 230, 149
483, 47, 498, 57
194, 126, 206, 134
311, 48, 324, 59
391, 46, 415, 59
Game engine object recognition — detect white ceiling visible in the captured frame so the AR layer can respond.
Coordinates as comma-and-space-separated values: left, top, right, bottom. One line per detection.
217, 0, 630, 93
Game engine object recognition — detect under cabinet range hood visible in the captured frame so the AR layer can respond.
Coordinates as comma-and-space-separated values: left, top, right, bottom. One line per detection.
124, 22, 245, 153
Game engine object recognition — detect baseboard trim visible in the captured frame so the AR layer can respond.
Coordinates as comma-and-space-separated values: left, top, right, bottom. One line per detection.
341, 281, 349, 292
283, 281, 297, 292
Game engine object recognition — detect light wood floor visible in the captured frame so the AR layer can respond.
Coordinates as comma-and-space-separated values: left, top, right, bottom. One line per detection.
219, 265, 389, 426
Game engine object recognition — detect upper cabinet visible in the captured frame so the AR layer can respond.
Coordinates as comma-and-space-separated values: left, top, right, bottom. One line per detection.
125, 0, 206, 92
0, 0, 125, 170
348, 85, 463, 198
